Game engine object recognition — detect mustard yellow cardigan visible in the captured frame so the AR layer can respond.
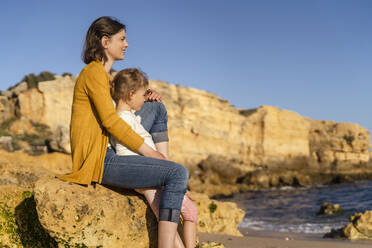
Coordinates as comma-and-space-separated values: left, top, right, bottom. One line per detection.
57, 60, 144, 185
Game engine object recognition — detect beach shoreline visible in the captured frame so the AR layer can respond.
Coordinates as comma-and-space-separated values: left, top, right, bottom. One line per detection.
199, 228, 372, 248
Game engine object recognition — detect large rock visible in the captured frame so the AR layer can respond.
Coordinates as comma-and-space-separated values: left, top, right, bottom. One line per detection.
316, 202, 344, 215
325, 211, 372, 241
33, 178, 244, 247
343, 211, 372, 240
34, 178, 158, 247
193, 193, 244, 236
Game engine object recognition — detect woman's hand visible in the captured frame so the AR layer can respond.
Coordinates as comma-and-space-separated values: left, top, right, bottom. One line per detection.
138, 142, 166, 160
145, 89, 162, 102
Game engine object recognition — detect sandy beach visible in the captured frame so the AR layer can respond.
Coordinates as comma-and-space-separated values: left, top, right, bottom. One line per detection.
199, 228, 372, 248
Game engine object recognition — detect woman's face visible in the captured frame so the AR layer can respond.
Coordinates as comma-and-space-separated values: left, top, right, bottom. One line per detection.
103, 29, 128, 62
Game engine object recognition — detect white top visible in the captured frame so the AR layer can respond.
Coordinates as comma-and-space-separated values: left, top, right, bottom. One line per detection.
111, 110, 156, 155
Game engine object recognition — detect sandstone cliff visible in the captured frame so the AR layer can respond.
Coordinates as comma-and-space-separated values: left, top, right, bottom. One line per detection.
0, 75, 371, 197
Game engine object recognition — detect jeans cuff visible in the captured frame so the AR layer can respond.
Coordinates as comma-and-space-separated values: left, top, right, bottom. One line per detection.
151, 131, 169, 143
159, 208, 180, 223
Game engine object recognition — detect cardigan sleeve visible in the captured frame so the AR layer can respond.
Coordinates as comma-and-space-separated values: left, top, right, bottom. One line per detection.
84, 65, 144, 152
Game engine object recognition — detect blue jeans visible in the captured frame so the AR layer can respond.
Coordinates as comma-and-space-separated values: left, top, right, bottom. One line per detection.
102, 102, 188, 223
135, 101, 169, 143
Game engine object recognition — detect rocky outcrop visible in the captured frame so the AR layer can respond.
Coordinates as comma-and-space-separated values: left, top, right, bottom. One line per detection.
32, 178, 243, 247
0, 75, 74, 154
0, 75, 371, 196
343, 211, 372, 240
316, 202, 344, 215
34, 178, 158, 248
325, 211, 372, 240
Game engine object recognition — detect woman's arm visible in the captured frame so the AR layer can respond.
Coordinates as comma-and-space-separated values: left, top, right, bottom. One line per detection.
138, 142, 166, 160
83, 65, 144, 151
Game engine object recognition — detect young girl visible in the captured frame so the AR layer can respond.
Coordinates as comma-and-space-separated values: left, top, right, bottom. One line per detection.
110, 68, 198, 248
58, 16, 189, 248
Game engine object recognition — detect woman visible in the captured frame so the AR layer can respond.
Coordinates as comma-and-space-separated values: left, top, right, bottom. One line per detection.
57, 16, 189, 248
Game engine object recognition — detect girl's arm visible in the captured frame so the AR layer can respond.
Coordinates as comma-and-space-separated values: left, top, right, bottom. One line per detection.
115, 112, 166, 160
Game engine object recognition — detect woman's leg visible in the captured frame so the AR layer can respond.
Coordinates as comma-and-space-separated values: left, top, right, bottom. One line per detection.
102, 148, 189, 248
141, 187, 198, 248
140, 189, 185, 248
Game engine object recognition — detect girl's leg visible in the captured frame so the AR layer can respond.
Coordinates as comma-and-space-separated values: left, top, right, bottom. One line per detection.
102, 148, 189, 248
180, 196, 198, 248
135, 101, 169, 145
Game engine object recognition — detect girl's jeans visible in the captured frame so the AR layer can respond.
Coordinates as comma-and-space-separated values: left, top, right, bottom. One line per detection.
101, 102, 188, 223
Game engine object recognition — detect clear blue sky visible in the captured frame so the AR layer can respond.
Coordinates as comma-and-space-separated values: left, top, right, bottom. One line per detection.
1, 1, 372, 134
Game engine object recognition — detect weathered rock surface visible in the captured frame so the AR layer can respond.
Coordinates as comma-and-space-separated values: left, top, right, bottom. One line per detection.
343, 211, 372, 240
0, 149, 71, 188
193, 193, 244, 236
325, 211, 372, 241
0, 75, 371, 196
0, 185, 57, 248
33, 178, 244, 247
0, 75, 74, 154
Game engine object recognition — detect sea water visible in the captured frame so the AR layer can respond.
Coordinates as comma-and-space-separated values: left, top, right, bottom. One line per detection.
221, 181, 372, 234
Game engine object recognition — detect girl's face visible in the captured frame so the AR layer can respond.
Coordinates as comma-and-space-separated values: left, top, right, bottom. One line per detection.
103, 29, 128, 62
127, 87, 147, 111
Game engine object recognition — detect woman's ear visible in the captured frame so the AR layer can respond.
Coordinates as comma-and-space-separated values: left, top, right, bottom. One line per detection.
101, 36, 110, 49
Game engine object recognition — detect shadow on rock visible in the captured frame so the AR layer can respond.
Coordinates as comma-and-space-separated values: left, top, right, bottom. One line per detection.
14, 195, 58, 248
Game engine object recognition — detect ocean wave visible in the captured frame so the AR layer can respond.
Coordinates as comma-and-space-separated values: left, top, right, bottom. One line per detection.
239, 217, 345, 234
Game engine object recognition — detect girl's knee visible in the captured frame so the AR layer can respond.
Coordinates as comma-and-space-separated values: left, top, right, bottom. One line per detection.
182, 198, 198, 223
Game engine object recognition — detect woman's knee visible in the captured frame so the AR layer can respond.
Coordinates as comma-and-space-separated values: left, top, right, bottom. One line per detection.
165, 163, 189, 190
173, 164, 189, 183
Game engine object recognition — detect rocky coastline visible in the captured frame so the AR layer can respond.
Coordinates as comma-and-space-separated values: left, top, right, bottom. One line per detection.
0, 73, 370, 198
0, 72, 371, 246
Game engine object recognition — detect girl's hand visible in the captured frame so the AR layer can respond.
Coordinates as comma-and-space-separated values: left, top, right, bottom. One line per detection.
145, 89, 162, 102
186, 190, 197, 201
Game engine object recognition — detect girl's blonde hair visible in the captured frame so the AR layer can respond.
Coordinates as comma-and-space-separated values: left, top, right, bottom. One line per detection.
111, 68, 149, 103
